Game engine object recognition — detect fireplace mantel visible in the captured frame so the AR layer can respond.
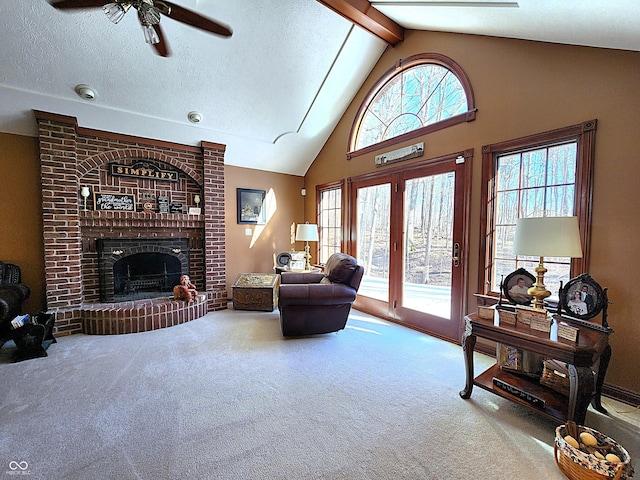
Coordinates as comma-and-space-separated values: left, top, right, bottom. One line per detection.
79, 210, 205, 230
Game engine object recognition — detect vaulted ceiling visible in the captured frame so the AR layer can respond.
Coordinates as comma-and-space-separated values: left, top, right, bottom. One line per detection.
1, 1, 638, 176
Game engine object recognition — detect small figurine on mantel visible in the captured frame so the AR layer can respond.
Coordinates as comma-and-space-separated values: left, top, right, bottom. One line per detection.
173, 275, 198, 302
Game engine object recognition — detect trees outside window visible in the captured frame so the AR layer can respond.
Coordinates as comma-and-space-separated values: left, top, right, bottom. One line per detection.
479, 120, 597, 298
317, 181, 343, 264
348, 53, 476, 159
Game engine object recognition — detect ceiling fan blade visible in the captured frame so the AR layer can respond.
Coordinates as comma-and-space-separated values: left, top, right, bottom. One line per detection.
50, 0, 106, 9
160, 1, 233, 37
152, 23, 171, 57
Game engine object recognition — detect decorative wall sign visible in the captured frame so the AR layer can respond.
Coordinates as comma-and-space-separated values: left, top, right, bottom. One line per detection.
109, 161, 178, 182
94, 192, 135, 211
157, 196, 170, 213
237, 188, 266, 224
169, 202, 184, 214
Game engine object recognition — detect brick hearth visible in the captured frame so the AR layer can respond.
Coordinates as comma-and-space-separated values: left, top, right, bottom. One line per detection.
36, 111, 227, 335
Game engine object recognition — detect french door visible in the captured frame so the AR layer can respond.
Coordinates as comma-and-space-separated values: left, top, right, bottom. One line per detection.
349, 152, 471, 341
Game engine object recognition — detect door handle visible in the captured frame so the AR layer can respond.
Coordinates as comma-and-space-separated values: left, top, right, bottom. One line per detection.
453, 242, 460, 267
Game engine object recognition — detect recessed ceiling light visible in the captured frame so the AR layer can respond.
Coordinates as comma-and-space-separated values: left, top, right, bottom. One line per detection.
75, 84, 96, 101
188, 111, 203, 123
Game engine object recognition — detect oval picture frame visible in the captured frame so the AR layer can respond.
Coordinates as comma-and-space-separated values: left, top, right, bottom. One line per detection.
502, 268, 536, 305
275, 252, 292, 268
559, 273, 606, 320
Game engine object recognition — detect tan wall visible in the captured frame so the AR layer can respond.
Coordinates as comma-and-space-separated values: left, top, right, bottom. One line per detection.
224, 165, 305, 297
0, 133, 45, 315
305, 31, 640, 394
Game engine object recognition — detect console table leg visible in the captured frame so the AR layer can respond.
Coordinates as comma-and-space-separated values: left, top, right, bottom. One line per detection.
591, 344, 611, 414
459, 327, 476, 399
568, 364, 595, 425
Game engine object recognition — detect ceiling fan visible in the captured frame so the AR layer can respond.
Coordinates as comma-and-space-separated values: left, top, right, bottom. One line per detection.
50, 0, 233, 57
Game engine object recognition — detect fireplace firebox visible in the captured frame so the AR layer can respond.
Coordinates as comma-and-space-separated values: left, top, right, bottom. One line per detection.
97, 238, 190, 302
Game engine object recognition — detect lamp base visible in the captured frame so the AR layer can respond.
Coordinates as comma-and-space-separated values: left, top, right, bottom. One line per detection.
304, 242, 312, 271
527, 257, 551, 310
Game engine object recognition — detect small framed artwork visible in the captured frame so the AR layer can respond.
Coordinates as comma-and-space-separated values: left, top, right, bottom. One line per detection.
237, 188, 266, 224
502, 268, 535, 305
559, 273, 606, 320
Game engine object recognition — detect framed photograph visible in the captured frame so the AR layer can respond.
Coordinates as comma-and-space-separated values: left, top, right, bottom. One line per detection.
237, 188, 266, 224
502, 268, 535, 305
559, 273, 606, 320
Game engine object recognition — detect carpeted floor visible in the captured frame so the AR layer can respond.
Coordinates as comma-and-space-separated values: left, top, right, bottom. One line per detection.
0, 308, 637, 479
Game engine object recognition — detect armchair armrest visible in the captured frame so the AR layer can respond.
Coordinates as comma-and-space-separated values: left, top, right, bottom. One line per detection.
279, 271, 325, 285
278, 283, 357, 307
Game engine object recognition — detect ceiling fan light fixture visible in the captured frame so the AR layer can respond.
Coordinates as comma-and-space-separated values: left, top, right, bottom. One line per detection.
188, 111, 203, 124
142, 24, 160, 44
138, 3, 161, 25
103, 3, 129, 24
75, 84, 97, 101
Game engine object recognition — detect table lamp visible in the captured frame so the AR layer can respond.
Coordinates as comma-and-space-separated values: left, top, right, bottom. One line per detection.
513, 216, 583, 310
295, 222, 318, 270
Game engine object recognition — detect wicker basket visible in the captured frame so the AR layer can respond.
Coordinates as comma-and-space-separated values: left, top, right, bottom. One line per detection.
554, 425, 634, 480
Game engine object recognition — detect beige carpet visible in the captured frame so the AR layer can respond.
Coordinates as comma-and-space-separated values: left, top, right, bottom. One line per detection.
0, 307, 637, 479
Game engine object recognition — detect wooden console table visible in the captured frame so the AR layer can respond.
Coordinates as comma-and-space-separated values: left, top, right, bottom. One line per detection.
459, 312, 612, 424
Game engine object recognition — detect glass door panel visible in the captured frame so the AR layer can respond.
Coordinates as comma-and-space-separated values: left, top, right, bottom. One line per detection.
356, 183, 391, 303
402, 173, 454, 319
350, 152, 470, 341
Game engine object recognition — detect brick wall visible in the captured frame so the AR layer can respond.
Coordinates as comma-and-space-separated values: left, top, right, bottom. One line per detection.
35, 111, 226, 335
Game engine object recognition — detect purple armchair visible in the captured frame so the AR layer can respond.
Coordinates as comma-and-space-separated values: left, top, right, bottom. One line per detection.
278, 253, 364, 337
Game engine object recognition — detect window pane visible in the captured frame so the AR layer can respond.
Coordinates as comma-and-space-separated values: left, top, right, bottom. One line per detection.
318, 185, 342, 264
357, 184, 391, 302
548, 144, 577, 185
494, 224, 516, 260
488, 140, 579, 292
493, 259, 516, 290
522, 149, 547, 188
403, 173, 454, 318
545, 185, 575, 216
355, 62, 469, 150
496, 153, 521, 191
521, 187, 546, 217
495, 191, 519, 224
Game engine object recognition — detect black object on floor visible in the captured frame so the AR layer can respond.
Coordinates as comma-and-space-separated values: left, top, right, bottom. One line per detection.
0, 312, 56, 362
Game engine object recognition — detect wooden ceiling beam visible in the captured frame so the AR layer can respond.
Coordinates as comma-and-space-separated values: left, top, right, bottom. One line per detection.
317, 0, 404, 46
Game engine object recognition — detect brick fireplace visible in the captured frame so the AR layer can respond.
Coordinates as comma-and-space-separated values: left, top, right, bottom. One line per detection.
36, 111, 227, 335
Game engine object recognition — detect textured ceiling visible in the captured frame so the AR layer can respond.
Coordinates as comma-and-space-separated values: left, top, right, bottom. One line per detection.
1, 1, 638, 175
0, 1, 386, 175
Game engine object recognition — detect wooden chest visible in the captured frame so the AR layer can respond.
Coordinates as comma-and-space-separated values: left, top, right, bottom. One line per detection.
232, 273, 280, 311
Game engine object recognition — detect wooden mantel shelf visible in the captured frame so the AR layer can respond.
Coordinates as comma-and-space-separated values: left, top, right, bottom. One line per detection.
79, 210, 204, 229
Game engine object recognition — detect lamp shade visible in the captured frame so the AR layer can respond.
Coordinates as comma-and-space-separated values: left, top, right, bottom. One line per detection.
295, 223, 318, 242
513, 216, 583, 258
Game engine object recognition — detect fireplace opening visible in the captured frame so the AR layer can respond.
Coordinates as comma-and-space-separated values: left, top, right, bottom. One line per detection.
97, 237, 190, 303
113, 253, 181, 301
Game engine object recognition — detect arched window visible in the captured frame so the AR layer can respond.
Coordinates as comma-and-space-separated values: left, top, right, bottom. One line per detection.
348, 53, 476, 158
